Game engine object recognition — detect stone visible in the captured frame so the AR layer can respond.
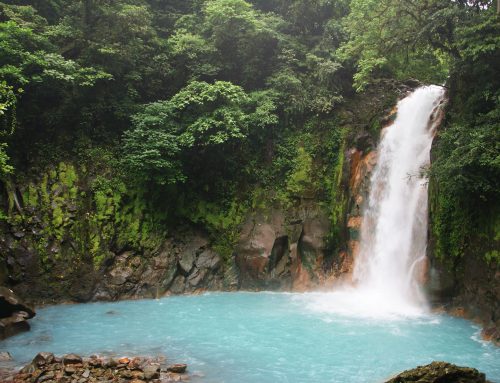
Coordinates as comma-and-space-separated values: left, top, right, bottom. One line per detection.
384, 361, 488, 383
167, 364, 187, 374
130, 370, 145, 379
187, 268, 207, 287
104, 358, 118, 368
0, 313, 31, 340
118, 357, 130, 364
235, 222, 276, 283
0, 286, 36, 340
195, 250, 221, 270
33, 352, 55, 366
63, 354, 82, 365
0, 351, 12, 361
19, 363, 36, 374
37, 371, 55, 382
143, 364, 160, 380
178, 251, 196, 274
170, 276, 185, 294
130, 257, 142, 267
127, 357, 143, 370
64, 366, 76, 375
109, 267, 133, 286
82, 369, 90, 378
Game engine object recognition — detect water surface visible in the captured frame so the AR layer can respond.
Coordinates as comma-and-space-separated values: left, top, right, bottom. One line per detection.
1, 292, 498, 382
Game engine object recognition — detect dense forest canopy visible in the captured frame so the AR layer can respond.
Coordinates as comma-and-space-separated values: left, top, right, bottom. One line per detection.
0, 0, 498, 263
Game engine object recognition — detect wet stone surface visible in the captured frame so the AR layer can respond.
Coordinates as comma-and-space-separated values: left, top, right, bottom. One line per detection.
1, 353, 190, 383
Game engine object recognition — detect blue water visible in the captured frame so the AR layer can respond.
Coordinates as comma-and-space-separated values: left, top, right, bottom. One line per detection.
1, 292, 499, 382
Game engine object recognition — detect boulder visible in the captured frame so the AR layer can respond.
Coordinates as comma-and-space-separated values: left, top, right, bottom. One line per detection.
62, 354, 82, 365
0, 351, 12, 361
385, 361, 490, 383
143, 364, 160, 380
0, 286, 36, 340
32, 352, 55, 366
170, 276, 185, 294
178, 234, 209, 274
235, 222, 276, 284
0, 287, 35, 319
187, 268, 207, 287
178, 251, 196, 274
167, 364, 187, 373
196, 250, 221, 270
109, 266, 134, 286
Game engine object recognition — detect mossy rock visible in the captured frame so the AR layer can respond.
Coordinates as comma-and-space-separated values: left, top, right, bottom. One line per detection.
385, 361, 490, 383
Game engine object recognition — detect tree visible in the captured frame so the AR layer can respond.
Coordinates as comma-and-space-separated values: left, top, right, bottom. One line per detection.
122, 80, 278, 188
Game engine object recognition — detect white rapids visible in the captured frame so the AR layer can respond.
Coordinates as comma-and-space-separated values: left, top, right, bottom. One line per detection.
305, 85, 446, 319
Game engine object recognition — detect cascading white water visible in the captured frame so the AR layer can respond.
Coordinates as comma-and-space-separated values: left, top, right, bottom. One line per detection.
352, 85, 445, 307
306, 85, 446, 319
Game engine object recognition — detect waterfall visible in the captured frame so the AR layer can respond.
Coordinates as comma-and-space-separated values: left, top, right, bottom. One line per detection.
352, 85, 446, 309
306, 85, 446, 318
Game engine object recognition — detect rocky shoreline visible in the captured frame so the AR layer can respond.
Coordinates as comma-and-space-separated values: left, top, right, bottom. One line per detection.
1, 353, 189, 383
0, 354, 493, 383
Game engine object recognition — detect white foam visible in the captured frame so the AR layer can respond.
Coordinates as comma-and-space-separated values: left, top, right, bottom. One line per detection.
314, 86, 446, 319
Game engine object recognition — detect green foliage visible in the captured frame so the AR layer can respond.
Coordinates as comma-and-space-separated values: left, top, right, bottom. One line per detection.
0, 0, 498, 275
429, 3, 499, 265
285, 146, 314, 196
0, 142, 13, 178
339, 0, 470, 90
432, 117, 499, 201
184, 198, 248, 264
123, 80, 278, 187
122, 128, 183, 186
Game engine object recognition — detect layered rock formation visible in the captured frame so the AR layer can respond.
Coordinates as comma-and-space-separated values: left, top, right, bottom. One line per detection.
235, 207, 331, 290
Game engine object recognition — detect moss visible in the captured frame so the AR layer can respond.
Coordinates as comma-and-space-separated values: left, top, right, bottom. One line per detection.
485, 250, 499, 265
182, 198, 248, 265
24, 184, 39, 207
286, 146, 314, 196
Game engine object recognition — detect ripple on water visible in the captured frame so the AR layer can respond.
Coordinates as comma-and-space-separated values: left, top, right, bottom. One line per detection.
0, 292, 498, 383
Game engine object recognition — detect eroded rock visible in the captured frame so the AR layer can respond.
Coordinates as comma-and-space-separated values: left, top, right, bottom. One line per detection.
62, 354, 82, 365
385, 361, 490, 383
0, 286, 36, 340
167, 364, 187, 373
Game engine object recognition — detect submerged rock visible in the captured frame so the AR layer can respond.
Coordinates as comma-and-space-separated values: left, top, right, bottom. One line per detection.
385, 361, 490, 383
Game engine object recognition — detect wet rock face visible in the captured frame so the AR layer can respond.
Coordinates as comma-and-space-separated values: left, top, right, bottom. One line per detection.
235, 208, 331, 291
426, 251, 500, 345
7, 353, 189, 383
384, 361, 490, 383
0, 286, 35, 340
94, 231, 224, 301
